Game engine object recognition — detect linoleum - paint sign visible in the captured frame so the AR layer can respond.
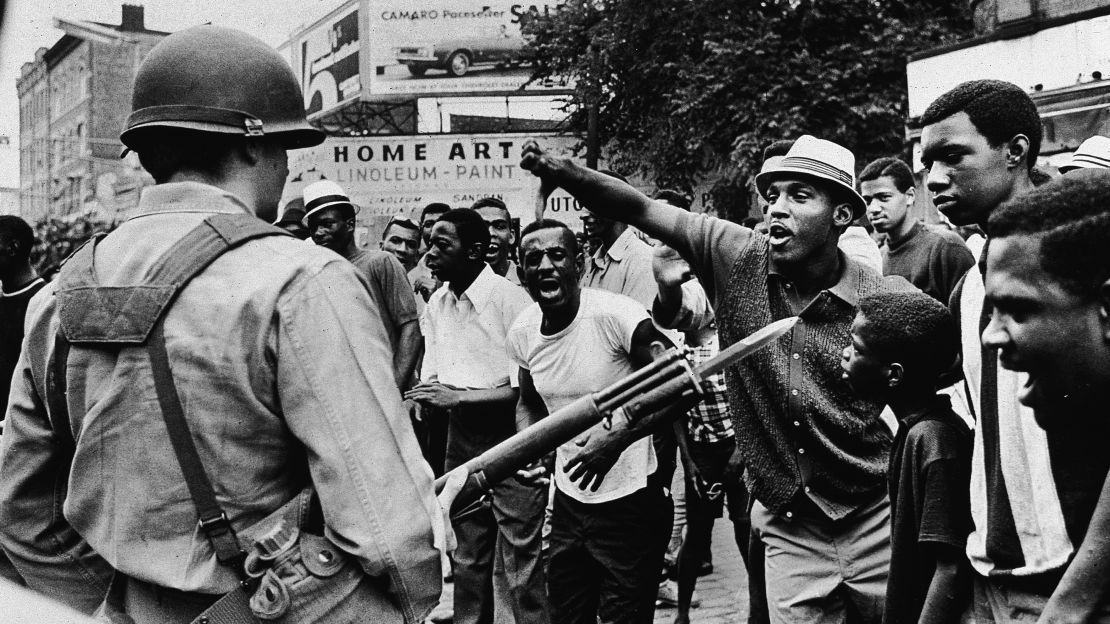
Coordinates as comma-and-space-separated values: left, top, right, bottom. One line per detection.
284, 133, 588, 229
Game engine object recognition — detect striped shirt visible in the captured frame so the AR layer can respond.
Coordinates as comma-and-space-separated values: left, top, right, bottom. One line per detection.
954, 248, 1073, 580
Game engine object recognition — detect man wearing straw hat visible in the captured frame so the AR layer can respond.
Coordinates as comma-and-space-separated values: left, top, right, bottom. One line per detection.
1059, 134, 1110, 175
304, 180, 423, 390
522, 135, 915, 624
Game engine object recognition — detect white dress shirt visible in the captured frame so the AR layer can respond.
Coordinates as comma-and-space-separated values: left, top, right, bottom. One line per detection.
421, 263, 531, 389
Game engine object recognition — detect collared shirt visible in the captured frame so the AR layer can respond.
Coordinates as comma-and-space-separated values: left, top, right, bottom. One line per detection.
0, 182, 442, 620
421, 263, 530, 389
665, 211, 912, 520
581, 227, 658, 311
654, 281, 732, 442
686, 335, 733, 443
502, 259, 524, 289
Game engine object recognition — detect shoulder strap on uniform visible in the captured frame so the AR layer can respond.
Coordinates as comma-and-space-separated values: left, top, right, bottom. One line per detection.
57, 213, 291, 345
146, 318, 247, 569
143, 212, 292, 290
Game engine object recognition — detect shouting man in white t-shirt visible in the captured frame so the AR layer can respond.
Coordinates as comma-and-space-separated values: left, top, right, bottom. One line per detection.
507, 218, 676, 624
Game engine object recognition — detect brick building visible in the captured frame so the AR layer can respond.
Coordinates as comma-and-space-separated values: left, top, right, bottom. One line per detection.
17, 5, 167, 223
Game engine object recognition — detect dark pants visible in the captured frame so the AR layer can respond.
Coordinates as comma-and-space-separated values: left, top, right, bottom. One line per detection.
673, 438, 769, 623
547, 483, 672, 624
415, 403, 449, 477
447, 406, 549, 624
676, 439, 746, 605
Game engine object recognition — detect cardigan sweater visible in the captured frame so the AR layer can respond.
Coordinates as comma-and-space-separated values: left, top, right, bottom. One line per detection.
670, 212, 910, 519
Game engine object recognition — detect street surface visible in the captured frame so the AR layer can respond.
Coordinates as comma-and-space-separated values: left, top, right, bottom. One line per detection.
654, 518, 751, 624
428, 510, 752, 624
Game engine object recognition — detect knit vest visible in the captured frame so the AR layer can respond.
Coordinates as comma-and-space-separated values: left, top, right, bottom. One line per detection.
717, 239, 892, 517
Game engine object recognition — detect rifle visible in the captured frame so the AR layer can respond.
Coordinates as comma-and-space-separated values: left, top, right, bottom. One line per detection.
434, 316, 798, 517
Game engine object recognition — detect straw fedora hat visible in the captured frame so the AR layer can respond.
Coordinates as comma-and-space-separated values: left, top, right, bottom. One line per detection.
302, 180, 359, 221
755, 135, 866, 220
1059, 135, 1110, 173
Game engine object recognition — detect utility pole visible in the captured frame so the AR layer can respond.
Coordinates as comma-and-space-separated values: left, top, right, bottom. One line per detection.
585, 44, 599, 170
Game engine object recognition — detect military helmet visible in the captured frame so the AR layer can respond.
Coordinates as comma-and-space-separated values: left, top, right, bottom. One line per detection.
120, 25, 325, 150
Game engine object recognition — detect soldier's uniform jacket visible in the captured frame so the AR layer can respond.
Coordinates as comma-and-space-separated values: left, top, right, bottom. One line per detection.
0, 182, 444, 621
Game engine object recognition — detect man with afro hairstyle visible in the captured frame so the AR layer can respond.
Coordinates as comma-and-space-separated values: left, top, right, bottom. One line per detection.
858, 157, 973, 304
981, 170, 1110, 621
841, 291, 971, 624
920, 79, 1093, 622
920, 79, 1040, 230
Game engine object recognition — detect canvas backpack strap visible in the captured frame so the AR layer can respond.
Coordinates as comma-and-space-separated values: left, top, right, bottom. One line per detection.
140, 213, 291, 298
140, 214, 292, 572
45, 234, 106, 449
51, 213, 292, 575
146, 317, 245, 567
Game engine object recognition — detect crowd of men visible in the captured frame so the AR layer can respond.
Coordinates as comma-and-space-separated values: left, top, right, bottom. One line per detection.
0, 23, 1105, 624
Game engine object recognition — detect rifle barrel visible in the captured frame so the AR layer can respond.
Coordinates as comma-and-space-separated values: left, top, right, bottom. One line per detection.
596, 360, 686, 414
434, 393, 602, 511
594, 349, 683, 405
433, 349, 693, 515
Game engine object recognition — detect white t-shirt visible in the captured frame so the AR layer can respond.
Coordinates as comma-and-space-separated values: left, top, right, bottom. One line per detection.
507, 288, 657, 504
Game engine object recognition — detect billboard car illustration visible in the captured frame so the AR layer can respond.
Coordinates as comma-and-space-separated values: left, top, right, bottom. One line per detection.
393, 31, 526, 77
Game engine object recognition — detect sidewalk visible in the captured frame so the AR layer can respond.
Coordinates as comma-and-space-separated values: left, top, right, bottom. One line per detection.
654, 518, 751, 624
427, 518, 752, 624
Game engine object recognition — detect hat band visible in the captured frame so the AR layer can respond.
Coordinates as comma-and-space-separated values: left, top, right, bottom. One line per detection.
304, 194, 352, 213
125, 104, 264, 136
779, 156, 854, 187
1073, 153, 1110, 168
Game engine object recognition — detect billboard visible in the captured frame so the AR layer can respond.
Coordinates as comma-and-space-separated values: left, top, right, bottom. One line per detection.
294, 1, 366, 117
906, 13, 1110, 117
368, 1, 569, 96
283, 133, 592, 233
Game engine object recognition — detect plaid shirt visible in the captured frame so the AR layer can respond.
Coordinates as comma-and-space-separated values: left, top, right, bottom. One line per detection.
687, 336, 733, 443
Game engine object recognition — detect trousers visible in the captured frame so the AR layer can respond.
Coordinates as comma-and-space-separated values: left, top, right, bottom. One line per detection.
547, 483, 672, 624
751, 494, 891, 624
962, 574, 1110, 623
447, 405, 548, 624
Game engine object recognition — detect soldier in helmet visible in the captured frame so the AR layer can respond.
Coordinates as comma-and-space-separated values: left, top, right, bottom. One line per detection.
0, 26, 450, 623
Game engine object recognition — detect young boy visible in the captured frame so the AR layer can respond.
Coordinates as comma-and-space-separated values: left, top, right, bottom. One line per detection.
840, 290, 971, 624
